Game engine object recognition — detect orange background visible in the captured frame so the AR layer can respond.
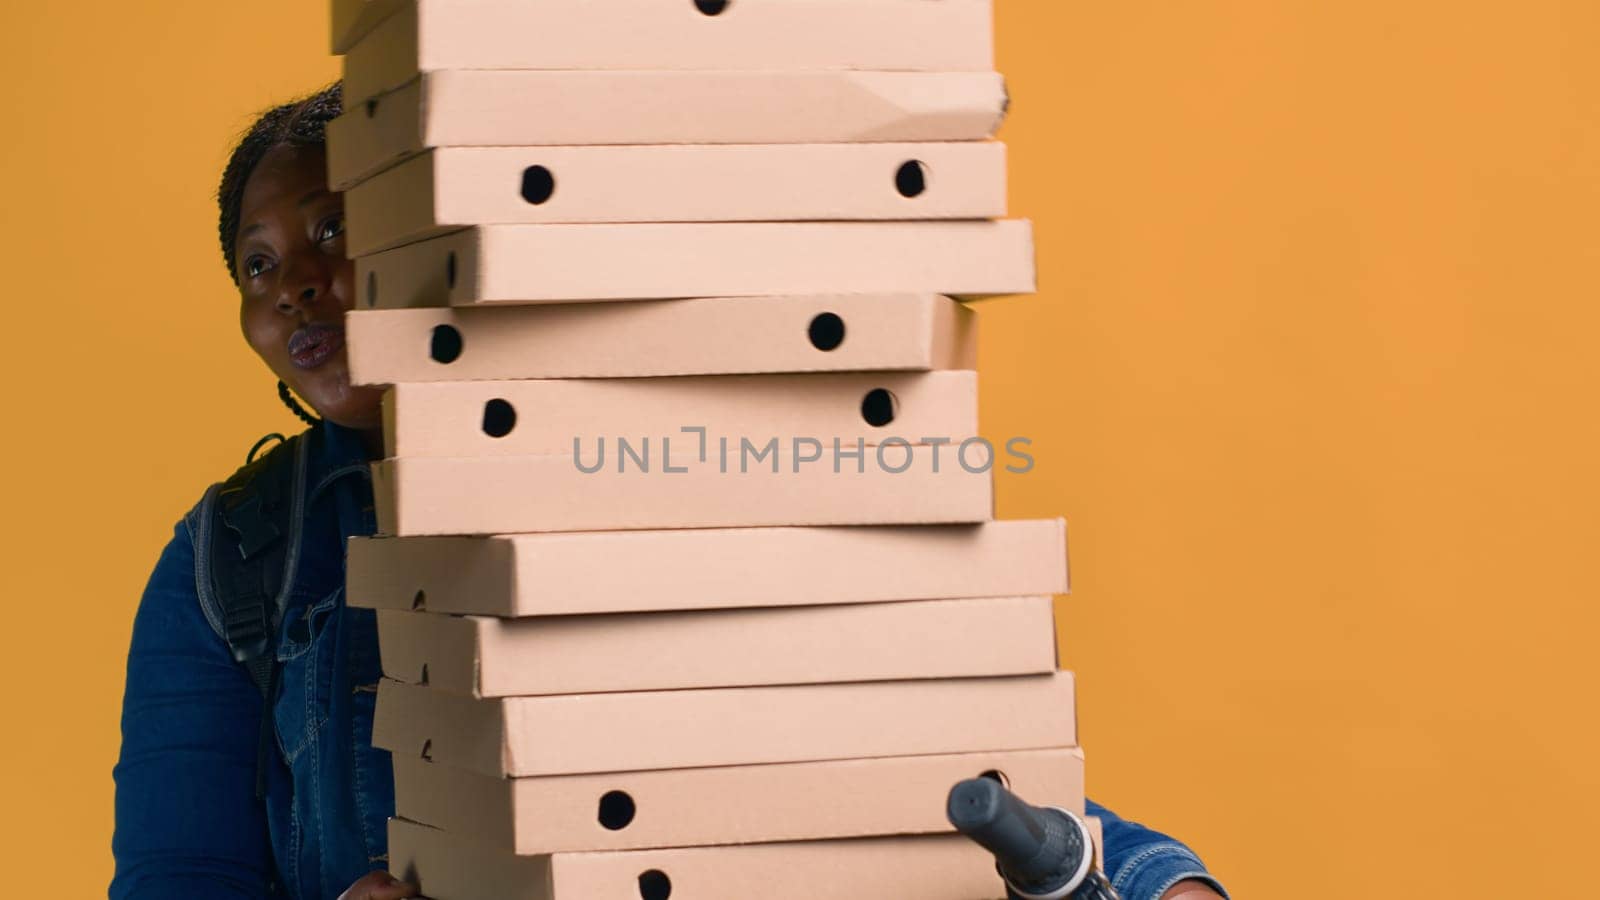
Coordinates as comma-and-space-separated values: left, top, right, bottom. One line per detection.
1, 2, 1596, 897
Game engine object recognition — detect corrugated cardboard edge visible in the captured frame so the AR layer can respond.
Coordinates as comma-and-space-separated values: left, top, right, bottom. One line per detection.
1053, 518, 1070, 670
1060, 518, 1072, 593
342, 1, 418, 103
390, 817, 1009, 900
389, 818, 555, 900
508, 520, 1070, 616
379, 672, 1075, 777
359, 226, 476, 310
349, 533, 518, 613
344, 150, 440, 259
327, 76, 424, 191
379, 388, 397, 458
446, 221, 1035, 306
375, 608, 483, 694
370, 458, 398, 536
373, 679, 511, 777
392, 747, 1085, 856
345, 143, 1010, 258
372, 445, 993, 536
931, 293, 980, 369
342, 0, 997, 101
330, 0, 405, 54
330, 70, 1009, 190
348, 518, 1068, 616
1087, 815, 1106, 873
949, 214, 1036, 302
346, 293, 979, 381
546, 832, 1004, 899
393, 756, 521, 854
378, 595, 1055, 698
382, 371, 980, 459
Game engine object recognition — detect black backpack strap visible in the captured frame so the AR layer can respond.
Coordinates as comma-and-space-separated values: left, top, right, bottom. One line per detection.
196, 430, 313, 797
210, 433, 310, 691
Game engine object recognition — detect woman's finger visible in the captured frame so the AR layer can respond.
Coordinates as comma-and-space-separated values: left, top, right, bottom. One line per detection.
370, 877, 422, 900
337, 870, 421, 900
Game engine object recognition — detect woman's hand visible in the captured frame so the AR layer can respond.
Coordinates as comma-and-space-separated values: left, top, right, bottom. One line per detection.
1160, 880, 1226, 899
336, 871, 420, 900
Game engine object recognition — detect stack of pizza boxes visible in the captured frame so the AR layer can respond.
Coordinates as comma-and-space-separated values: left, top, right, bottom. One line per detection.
329, 1, 1087, 897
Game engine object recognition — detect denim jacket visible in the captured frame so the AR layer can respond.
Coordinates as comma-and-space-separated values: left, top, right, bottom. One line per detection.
111, 421, 1227, 900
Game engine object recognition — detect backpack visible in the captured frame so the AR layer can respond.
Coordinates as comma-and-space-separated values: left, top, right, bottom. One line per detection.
193, 430, 313, 796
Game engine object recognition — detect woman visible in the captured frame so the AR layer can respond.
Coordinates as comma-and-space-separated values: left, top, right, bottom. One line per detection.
110, 84, 1228, 900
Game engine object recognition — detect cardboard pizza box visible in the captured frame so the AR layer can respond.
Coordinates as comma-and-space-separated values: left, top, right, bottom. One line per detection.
388, 818, 1010, 900
346, 294, 976, 385
330, 0, 403, 53
346, 519, 1069, 617
381, 371, 979, 458
1088, 816, 1106, 872
370, 441, 993, 535
343, 0, 995, 104
344, 142, 1007, 256
354, 221, 1034, 308
326, 70, 1007, 189
375, 595, 1057, 697
391, 747, 1083, 854
373, 671, 1076, 777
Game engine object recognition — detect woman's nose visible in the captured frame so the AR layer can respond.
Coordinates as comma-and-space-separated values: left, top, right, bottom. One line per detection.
278, 261, 330, 314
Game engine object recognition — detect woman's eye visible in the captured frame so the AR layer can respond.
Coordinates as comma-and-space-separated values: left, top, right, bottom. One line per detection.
245, 255, 273, 278
317, 215, 345, 243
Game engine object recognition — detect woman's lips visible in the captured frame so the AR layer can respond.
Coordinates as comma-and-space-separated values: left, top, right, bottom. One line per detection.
287, 322, 346, 370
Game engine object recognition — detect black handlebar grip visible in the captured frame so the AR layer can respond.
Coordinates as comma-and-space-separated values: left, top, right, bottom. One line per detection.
948, 777, 1070, 882
947, 778, 1120, 900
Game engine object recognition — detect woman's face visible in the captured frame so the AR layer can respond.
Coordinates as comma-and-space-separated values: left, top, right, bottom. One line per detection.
233, 142, 384, 430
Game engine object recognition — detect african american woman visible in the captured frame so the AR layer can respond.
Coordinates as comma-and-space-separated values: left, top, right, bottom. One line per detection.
110, 84, 1229, 900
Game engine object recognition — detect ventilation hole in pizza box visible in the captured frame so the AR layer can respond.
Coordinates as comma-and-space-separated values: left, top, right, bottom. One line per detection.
411, 589, 427, 610
694, 0, 730, 15
808, 312, 845, 351
482, 399, 517, 438
365, 99, 378, 118
430, 325, 463, 364
978, 769, 1010, 788
418, 664, 430, 686
895, 160, 929, 198
420, 739, 433, 762
521, 165, 556, 205
598, 790, 637, 830
638, 870, 672, 900
366, 271, 377, 307
446, 251, 458, 289
861, 388, 898, 427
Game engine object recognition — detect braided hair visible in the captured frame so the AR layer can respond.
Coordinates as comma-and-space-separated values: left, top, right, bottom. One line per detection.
217, 82, 343, 282
217, 84, 343, 426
